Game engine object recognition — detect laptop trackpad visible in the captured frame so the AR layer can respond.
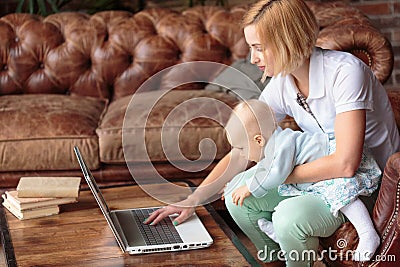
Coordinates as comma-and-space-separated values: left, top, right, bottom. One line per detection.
114, 210, 146, 247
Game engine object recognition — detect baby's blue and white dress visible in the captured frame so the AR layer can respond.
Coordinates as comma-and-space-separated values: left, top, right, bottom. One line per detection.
247, 127, 381, 217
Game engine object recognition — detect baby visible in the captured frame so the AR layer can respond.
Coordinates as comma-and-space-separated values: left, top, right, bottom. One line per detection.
224, 99, 381, 261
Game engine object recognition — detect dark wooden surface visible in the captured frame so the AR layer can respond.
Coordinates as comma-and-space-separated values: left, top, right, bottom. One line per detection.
1, 183, 255, 266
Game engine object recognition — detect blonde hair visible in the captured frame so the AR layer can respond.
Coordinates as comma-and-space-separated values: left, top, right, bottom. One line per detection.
242, 0, 319, 79
233, 99, 277, 138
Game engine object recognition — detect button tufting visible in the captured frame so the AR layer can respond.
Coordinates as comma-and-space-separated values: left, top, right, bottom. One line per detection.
86, 59, 92, 69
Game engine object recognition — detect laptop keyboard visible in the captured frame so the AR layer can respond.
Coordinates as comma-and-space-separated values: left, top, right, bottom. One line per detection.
132, 208, 183, 245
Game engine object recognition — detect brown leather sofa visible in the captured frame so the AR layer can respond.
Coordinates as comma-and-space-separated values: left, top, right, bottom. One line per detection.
0, 1, 398, 265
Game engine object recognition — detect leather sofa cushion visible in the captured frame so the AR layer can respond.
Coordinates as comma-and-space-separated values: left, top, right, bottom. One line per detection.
0, 94, 107, 171
97, 90, 239, 164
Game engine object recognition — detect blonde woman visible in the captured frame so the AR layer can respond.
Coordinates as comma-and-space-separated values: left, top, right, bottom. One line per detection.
146, 1, 399, 265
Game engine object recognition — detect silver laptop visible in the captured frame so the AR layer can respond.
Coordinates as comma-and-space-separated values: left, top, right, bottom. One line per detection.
74, 146, 213, 255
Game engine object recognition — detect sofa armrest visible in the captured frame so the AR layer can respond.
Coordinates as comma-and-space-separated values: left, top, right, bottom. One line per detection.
308, 1, 394, 85
316, 24, 393, 85
371, 152, 400, 264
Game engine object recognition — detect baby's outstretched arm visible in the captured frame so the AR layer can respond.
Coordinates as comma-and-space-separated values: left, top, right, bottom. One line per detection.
232, 185, 251, 206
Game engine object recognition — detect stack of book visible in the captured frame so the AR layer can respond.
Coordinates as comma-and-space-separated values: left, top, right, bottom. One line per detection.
2, 177, 81, 220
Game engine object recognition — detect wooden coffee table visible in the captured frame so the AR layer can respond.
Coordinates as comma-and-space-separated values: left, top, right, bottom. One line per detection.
0, 183, 259, 266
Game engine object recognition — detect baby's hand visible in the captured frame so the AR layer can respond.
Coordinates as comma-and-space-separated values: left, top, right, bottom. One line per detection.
232, 185, 251, 206
219, 183, 228, 201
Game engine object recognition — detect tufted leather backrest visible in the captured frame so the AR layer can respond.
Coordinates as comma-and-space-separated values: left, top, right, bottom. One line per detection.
0, 3, 393, 100
0, 7, 247, 100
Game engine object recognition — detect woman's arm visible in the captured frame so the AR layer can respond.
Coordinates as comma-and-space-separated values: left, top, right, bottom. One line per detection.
145, 149, 250, 225
285, 109, 366, 184
187, 148, 250, 204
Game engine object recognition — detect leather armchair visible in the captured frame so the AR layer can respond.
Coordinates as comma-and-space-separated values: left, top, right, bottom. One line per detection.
319, 153, 400, 267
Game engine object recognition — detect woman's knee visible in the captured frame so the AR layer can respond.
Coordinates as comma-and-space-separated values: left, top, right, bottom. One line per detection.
272, 198, 307, 241
272, 197, 309, 225
272, 195, 344, 241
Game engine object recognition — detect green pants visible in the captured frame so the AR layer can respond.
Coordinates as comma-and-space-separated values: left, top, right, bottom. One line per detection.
223, 166, 347, 266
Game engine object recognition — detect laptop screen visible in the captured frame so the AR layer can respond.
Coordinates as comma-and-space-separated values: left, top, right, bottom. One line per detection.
74, 146, 125, 251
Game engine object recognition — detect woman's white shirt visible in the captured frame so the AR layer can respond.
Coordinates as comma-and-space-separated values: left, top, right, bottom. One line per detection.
259, 47, 399, 169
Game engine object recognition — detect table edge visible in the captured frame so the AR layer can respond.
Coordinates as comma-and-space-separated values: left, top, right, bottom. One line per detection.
0, 206, 17, 267
204, 204, 261, 266
182, 180, 260, 266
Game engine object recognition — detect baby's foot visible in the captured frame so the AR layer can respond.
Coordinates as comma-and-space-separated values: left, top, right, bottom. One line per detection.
257, 218, 279, 243
353, 231, 380, 261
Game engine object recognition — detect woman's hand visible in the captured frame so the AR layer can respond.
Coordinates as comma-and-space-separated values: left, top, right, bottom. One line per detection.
232, 185, 251, 206
144, 200, 196, 226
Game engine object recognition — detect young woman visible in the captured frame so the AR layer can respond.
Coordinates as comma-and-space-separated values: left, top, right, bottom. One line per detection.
145, 0, 399, 265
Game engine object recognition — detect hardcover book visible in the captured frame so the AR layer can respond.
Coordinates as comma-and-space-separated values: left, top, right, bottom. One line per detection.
17, 177, 81, 198
2, 198, 60, 220
3, 191, 77, 210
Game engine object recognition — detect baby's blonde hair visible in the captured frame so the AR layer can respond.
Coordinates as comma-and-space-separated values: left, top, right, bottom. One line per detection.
232, 99, 277, 139
242, 0, 318, 79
